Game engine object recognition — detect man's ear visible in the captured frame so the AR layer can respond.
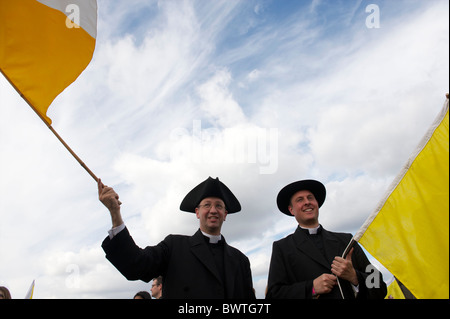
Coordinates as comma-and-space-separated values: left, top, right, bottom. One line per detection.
195, 207, 200, 219
288, 205, 294, 216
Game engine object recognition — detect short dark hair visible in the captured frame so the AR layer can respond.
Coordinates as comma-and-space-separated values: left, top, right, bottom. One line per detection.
153, 275, 163, 286
134, 291, 151, 299
0, 286, 12, 299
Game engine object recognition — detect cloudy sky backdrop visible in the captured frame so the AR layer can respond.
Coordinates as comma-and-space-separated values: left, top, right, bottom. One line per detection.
1, 0, 448, 298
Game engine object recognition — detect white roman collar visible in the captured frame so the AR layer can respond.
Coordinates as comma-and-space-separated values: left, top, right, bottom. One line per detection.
201, 231, 222, 244
299, 224, 321, 235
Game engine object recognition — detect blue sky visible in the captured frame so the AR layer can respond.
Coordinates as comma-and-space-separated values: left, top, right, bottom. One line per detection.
0, 0, 448, 299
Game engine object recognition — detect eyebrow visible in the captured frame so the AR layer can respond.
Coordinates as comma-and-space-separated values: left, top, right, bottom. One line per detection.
292, 194, 315, 202
201, 200, 225, 205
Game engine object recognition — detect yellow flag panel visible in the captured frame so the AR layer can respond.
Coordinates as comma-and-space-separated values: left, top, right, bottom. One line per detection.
0, 0, 97, 124
359, 101, 449, 299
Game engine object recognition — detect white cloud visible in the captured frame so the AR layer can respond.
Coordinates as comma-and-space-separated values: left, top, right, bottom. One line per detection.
197, 69, 247, 127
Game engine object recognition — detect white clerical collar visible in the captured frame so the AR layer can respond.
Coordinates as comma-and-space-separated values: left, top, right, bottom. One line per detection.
201, 231, 222, 244
299, 224, 321, 235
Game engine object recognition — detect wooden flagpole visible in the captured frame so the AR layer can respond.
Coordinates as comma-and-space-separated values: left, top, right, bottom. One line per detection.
1, 69, 99, 182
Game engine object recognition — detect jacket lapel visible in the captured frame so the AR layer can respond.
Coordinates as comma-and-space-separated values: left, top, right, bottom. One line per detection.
293, 226, 330, 270
321, 229, 346, 264
189, 229, 222, 284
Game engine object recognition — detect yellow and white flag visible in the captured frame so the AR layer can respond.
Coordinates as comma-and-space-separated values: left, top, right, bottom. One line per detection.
0, 0, 97, 124
353, 98, 449, 299
385, 278, 405, 300
24, 279, 35, 299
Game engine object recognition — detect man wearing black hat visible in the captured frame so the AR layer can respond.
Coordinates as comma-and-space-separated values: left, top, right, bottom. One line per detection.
266, 180, 387, 299
98, 177, 255, 299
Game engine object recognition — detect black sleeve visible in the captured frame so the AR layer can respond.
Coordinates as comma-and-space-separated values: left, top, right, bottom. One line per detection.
266, 241, 312, 299
244, 255, 257, 299
351, 241, 387, 299
101, 227, 170, 282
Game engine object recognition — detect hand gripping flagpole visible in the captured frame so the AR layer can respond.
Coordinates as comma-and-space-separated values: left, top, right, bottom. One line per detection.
336, 238, 357, 299
1, 69, 99, 183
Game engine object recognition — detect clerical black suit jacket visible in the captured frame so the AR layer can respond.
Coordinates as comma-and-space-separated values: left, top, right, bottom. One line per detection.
102, 227, 255, 299
266, 226, 387, 299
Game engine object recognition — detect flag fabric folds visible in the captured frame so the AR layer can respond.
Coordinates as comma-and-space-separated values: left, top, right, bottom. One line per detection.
385, 278, 405, 299
354, 99, 449, 299
0, 0, 97, 124
24, 280, 35, 299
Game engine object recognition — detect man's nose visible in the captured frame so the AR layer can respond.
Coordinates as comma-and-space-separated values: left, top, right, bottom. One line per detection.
209, 205, 218, 213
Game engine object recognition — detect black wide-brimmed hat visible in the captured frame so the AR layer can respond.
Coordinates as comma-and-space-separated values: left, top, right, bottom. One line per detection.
276, 179, 326, 216
180, 177, 241, 214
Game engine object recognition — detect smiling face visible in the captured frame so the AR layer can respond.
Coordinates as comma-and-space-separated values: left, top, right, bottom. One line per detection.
288, 190, 320, 228
195, 197, 228, 235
